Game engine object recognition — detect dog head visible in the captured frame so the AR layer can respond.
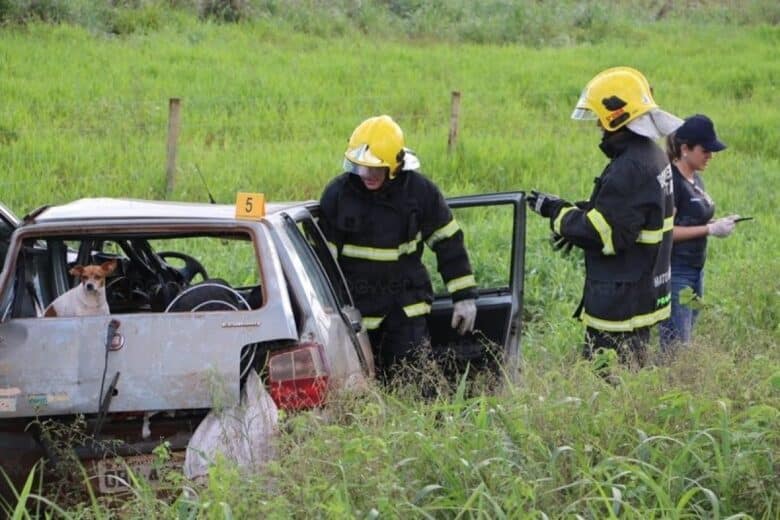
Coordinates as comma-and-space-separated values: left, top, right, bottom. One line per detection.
69, 260, 118, 293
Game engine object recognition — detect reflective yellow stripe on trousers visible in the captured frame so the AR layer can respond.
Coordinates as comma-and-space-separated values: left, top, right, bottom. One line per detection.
363, 302, 431, 330
580, 305, 671, 332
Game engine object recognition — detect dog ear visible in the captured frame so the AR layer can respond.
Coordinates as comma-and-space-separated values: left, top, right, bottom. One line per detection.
69, 265, 84, 277
101, 259, 118, 275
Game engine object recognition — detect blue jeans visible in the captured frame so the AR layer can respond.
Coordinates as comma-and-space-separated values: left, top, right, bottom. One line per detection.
659, 263, 704, 352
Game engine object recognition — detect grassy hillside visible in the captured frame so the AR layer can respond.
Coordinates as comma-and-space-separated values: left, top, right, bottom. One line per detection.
1, 2, 778, 517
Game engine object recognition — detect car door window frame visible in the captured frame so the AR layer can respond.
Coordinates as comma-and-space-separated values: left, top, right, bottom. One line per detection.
280, 213, 370, 369
286, 212, 355, 309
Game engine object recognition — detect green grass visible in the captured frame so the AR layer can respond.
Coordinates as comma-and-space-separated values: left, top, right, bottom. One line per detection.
0, 2, 778, 517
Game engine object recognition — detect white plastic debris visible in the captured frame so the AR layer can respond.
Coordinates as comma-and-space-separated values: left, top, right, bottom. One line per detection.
184, 369, 279, 479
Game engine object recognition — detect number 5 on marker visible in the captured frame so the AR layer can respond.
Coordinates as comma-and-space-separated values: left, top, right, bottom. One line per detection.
235, 192, 266, 219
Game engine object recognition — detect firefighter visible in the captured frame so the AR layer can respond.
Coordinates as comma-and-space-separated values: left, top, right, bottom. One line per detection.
527, 67, 681, 369
319, 115, 478, 383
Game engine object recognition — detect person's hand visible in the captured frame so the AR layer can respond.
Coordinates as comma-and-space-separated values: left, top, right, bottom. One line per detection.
707, 216, 737, 238
526, 190, 571, 219
551, 232, 574, 255
451, 299, 477, 335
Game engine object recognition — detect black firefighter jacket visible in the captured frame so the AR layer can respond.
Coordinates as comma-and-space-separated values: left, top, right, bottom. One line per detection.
319, 170, 477, 329
552, 130, 674, 333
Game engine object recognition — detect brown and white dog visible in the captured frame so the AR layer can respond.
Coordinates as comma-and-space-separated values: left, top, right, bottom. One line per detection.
44, 260, 118, 317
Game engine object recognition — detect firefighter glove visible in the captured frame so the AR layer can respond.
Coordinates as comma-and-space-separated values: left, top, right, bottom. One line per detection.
527, 190, 571, 219
551, 232, 574, 255
451, 299, 477, 335
707, 215, 737, 238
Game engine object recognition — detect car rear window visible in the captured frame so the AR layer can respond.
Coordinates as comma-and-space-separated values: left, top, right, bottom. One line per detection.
2, 230, 264, 318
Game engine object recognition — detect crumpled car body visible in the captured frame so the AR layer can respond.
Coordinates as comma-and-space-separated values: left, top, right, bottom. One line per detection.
0, 193, 525, 496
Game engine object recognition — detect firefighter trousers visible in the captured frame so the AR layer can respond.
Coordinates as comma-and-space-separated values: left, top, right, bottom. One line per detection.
583, 326, 650, 371
368, 307, 430, 385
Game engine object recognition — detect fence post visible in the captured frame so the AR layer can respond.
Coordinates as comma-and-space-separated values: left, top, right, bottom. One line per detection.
165, 98, 182, 199
447, 90, 461, 155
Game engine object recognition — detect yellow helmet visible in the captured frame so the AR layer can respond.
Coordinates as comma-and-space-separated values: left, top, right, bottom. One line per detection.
571, 67, 658, 131
344, 115, 405, 179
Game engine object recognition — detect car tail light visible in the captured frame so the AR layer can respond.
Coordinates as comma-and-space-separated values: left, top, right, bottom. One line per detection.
268, 342, 329, 410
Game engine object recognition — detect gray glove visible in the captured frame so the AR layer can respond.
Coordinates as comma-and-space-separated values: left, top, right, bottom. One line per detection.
451, 299, 477, 335
707, 215, 738, 238
526, 191, 572, 219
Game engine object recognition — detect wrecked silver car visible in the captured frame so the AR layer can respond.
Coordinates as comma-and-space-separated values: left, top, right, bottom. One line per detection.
0, 193, 525, 495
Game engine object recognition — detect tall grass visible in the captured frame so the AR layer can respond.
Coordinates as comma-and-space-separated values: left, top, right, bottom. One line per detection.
0, 2, 778, 517
179, 350, 779, 517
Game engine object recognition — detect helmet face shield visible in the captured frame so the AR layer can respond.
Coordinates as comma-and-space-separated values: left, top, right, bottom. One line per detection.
345, 143, 386, 168
344, 158, 388, 189
571, 91, 598, 121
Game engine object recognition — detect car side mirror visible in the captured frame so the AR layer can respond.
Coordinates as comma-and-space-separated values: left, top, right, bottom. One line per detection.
351, 318, 363, 333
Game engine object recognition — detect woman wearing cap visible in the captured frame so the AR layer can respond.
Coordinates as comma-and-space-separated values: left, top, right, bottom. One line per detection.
659, 114, 738, 351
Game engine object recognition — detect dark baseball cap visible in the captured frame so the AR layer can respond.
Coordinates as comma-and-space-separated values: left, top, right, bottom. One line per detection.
675, 114, 726, 152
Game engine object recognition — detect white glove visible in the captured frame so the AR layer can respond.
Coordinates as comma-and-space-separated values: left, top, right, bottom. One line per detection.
451, 299, 477, 335
707, 215, 738, 238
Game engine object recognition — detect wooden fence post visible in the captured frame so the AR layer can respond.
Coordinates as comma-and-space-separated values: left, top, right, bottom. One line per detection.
447, 90, 461, 155
165, 98, 182, 199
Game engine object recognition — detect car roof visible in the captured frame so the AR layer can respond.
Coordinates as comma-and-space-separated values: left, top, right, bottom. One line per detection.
30, 197, 314, 222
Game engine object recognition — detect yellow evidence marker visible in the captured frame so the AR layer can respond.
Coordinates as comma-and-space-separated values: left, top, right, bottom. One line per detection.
235, 192, 266, 220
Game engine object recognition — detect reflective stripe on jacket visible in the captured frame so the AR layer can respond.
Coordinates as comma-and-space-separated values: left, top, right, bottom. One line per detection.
319, 170, 477, 318
553, 130, 674, 332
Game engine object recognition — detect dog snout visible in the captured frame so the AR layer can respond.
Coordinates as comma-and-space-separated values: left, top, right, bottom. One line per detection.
85, 282, 97, 291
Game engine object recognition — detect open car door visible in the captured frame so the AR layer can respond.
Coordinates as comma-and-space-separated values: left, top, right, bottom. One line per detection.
425, 192, 525, 377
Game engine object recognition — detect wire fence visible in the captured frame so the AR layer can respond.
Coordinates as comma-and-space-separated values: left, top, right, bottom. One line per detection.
0, 90, 578, 133
2, 114, 557, 135
0, 92, 600, 213
0, 92, 582, 146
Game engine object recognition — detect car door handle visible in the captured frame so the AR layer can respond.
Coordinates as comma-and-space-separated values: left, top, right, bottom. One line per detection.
106, 319, 124, 351
109, 333, 125, 351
